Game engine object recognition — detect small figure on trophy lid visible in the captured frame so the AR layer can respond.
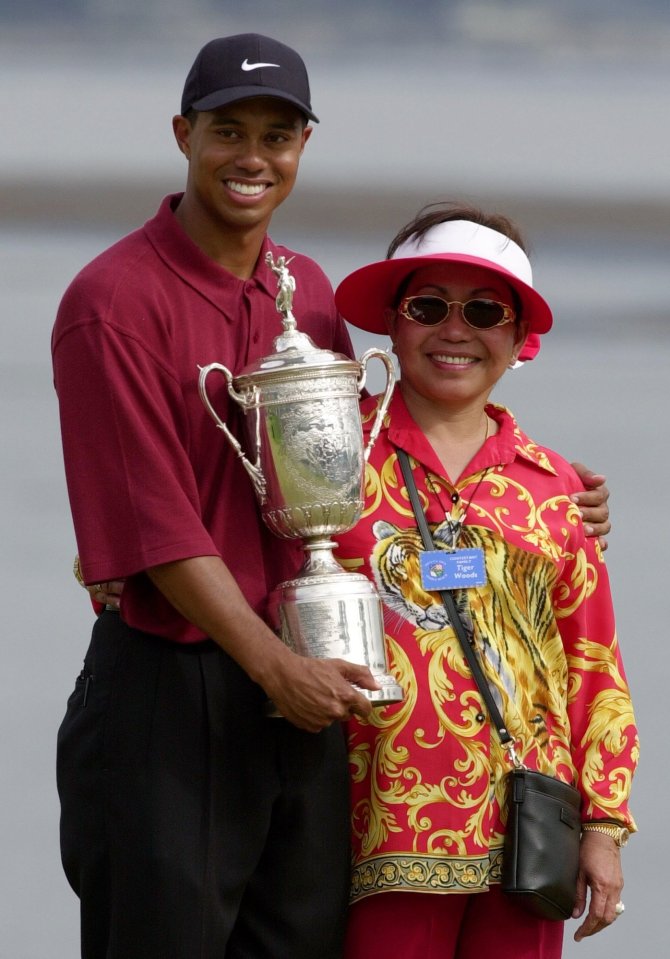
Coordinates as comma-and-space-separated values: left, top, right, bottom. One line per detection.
266, 252, 297, 329
265, 252, 317, 352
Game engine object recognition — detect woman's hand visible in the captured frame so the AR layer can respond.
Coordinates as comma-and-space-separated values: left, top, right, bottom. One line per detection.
572, 831, 624, 941
570, 462, 611, 550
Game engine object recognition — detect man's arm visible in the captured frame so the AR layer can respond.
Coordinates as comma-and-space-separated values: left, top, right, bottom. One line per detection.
571, 462, 611, 550
76, 556, 380, 730
147, 554, 378, 732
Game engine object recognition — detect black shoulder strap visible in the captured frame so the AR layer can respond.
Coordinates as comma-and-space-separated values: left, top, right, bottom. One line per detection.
396, 448, 513, 750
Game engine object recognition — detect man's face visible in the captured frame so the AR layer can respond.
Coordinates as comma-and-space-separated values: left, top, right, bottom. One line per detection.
173, 98, 311, 235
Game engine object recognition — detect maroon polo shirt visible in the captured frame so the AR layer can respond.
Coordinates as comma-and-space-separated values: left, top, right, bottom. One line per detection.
52, 194, 354, 642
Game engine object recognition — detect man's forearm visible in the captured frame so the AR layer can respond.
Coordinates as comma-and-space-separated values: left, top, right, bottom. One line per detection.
146, 554, 291, 688
146, 554, 378, 731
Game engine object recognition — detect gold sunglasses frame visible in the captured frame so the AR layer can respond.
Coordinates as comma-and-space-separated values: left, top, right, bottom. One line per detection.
399, 295, 516, 330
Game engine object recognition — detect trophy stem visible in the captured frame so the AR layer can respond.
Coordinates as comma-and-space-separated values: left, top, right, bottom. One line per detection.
298, 537, 346, 577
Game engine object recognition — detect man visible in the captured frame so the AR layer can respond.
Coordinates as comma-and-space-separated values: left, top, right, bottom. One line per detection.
54, 32, 611, 959
53, 34, 378, 959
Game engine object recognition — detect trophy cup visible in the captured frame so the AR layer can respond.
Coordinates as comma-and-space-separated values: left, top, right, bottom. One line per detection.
198, 253, 403, 705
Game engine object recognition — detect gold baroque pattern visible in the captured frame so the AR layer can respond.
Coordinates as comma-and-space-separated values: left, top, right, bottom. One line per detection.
351, 849, 504, 900
342, 411, 638, 904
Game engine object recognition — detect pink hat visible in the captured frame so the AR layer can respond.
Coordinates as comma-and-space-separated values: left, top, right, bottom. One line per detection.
334, 220, 553, 340
518, 332, 541, 362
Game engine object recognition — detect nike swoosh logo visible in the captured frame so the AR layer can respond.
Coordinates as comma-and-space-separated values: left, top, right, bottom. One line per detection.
241, 59, 280, 71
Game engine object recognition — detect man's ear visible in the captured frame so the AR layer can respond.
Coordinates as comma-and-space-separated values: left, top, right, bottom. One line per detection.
300, 124, 313, 154
172, 114, 192, 159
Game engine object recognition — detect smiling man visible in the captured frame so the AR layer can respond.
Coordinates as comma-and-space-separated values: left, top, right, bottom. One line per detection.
172, 98, 311, 259
52, 34, 378, 959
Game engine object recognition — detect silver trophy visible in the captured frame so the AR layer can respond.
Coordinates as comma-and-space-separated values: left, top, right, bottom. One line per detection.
198, 253, 403, 705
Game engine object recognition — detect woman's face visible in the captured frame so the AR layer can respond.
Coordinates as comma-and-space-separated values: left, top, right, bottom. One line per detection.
386, 262, 529, 415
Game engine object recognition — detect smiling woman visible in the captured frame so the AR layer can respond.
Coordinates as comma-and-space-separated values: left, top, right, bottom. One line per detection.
335, 209, 551, 480
332, 203, 638, 959
386, 260, 528, 476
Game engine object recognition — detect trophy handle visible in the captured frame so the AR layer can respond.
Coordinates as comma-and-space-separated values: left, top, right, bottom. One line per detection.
197, 363, 268, 501
357, 348, 396, 462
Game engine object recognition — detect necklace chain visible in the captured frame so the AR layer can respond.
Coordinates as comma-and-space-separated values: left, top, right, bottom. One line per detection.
423, 415, 492, 548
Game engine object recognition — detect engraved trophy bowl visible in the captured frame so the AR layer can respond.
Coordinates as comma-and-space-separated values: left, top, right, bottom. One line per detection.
198, 253, 403, 706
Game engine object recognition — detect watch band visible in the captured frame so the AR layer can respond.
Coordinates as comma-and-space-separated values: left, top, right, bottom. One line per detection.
581, 822, 629, 847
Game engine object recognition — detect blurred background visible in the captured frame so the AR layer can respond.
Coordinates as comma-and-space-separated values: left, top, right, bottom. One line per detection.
1, 1, 668, 956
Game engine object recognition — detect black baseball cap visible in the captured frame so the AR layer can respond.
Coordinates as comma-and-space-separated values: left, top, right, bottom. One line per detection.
180, 34, 319, 122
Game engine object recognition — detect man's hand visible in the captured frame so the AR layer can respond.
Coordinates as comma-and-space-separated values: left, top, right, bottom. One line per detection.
572, 832, 624, 942
146, 555, 384, 733
76, 554, 383, 732
73, 554, 124, 609
571, 463, 611, 551
86, 580, 124, 609
263, 655, 379, 733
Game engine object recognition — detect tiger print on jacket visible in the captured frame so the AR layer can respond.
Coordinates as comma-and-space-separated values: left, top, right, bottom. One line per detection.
370, 518, 562, 760
338, 394, 637, 903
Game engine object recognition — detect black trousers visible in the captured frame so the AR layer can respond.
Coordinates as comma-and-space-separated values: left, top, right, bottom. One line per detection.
57, 611, 351, 959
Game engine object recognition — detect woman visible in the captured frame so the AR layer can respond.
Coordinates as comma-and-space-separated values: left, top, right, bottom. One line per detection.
333, 204, 638, 959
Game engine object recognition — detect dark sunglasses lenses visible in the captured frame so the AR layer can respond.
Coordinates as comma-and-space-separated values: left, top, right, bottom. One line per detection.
404, 296, 508, 329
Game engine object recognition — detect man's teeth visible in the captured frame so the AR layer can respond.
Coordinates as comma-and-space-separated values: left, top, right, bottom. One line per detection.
227, 181, 266, 196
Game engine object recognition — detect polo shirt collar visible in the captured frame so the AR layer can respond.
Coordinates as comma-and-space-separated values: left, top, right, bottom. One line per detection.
142, 194, 278, 315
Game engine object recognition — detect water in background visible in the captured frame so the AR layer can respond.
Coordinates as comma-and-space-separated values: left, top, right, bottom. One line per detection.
1, 221, 666, 956
2, 6, 669, 953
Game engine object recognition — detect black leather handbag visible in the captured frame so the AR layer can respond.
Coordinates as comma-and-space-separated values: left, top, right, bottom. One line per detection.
502, 766, 581, 919
397, 450, 581, 921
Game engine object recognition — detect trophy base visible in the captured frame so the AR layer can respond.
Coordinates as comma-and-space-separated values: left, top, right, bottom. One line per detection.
267, 568, 403, 711
360, 676, 406, 704
264, 671, 405, 719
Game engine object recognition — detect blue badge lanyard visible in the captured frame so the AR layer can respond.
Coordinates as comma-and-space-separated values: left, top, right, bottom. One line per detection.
396, 447, 514, 753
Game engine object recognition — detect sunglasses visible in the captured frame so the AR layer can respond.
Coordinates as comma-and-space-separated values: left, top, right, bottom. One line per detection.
398, 295, 516, 330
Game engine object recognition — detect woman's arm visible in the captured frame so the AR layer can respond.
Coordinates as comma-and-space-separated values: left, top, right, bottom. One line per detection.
572, 831, 625, 941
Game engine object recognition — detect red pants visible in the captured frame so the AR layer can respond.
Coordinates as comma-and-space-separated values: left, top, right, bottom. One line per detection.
345, 887, 564, 959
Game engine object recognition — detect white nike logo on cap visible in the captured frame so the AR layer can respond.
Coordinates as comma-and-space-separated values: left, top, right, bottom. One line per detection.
241, 59, 280, 71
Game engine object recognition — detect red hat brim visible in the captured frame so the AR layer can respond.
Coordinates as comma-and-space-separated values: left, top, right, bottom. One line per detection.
335, 253, 553, 336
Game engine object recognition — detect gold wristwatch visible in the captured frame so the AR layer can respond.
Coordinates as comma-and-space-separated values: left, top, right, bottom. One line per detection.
581, 822, 629, 847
